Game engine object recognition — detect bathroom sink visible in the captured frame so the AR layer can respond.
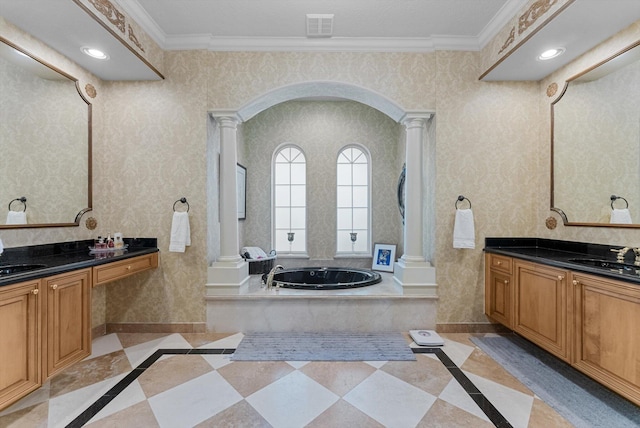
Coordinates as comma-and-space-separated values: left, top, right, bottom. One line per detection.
0, 264, 47, 276
569, 258, 638, 272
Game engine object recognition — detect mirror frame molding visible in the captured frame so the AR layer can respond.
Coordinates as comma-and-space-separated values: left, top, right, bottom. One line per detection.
0, 36, 92, 229
550, 40, 640, 228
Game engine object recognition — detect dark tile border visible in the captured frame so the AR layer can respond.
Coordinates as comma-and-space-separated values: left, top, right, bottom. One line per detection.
67, 347, 510, 428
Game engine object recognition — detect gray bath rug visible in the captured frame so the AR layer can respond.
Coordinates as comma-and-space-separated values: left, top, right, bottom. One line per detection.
471, 334, 640, 428
231, 332, 416, 361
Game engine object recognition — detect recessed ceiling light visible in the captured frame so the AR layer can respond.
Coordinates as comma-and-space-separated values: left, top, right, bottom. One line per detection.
538, 47, 565, 61
81, 47, 109, 60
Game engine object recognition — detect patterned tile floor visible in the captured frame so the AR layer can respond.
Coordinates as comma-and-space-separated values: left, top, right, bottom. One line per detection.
0, 332, 574, 428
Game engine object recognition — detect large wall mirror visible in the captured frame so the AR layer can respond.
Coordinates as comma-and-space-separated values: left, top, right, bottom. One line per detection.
0, 37, 91, 229
551, 41, 640, 228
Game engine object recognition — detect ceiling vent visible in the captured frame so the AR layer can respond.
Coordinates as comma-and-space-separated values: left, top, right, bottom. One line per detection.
306, 14, 334, 38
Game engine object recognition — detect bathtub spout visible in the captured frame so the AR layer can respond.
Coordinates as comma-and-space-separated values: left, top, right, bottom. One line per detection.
265, 265, 284, 290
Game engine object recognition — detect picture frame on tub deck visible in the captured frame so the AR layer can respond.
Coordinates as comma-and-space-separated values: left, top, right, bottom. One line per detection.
237, 163, 246, 220
372, 243, 396, 272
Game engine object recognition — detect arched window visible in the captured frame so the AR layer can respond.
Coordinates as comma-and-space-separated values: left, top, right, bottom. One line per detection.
273, 145, 306, 254
336, 145, 370, 254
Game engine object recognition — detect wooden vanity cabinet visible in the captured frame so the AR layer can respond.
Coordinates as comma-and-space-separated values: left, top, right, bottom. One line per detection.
42, 268, 91, 379
93, 252, 158, 286
0, 280, 41, 410
513, 261, 570, 361
485, 253, 513, 328
572, 272, 640, 405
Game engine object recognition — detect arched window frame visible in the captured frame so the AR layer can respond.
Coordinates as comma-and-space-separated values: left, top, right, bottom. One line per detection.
272, 144, 308, 256
335, 144, 372, 256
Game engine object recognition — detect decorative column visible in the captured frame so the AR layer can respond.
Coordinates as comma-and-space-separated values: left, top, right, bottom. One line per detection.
394, 113, 437, 296
207, 113, 249, 295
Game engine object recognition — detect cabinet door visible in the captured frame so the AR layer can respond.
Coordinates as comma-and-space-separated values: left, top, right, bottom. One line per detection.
43, 269, 91, 379
573, 273, 640, 406
486, 268, 513, 328
0, 280, 41, 410
514, 261, 569, 361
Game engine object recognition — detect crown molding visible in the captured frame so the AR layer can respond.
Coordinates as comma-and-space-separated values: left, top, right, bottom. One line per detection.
118, 0, 528, 53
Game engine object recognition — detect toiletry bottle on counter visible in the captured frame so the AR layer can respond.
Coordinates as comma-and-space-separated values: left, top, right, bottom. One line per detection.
114, 233, 124, 249
107, 233, 114, 248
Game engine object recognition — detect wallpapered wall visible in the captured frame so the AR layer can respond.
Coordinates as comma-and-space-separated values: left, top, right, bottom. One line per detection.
2, 14, 640, 328
240, 100, 403, 262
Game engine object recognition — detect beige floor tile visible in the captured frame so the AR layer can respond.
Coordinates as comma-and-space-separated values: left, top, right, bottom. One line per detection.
299, 361, 376, 396
49, 350, 132, 398
194, 400, 271, 427
0, 401, 49, 428
417, 398, 495, 427
381, 355, 453, 396
138, 355, 214, 398
180, 332, 236, 348
440, 332, 482, 348
527, 397, 574, 428
217, 361, 295, 397
85, 400, 159, 427
116, 332, 173, 349
460, 348, 534, 396
306, 399, 385, 428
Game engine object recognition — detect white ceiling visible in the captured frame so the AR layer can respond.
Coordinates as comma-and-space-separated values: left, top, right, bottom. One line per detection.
0, 0, 639, 81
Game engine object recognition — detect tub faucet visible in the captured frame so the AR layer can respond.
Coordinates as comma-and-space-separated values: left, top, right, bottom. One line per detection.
265, 265, 284, 290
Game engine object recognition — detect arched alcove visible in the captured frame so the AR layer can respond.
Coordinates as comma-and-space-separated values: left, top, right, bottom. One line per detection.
207, 81, 436, 297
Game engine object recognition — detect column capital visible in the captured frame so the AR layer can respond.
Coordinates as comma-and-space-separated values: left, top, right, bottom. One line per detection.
210, 111, 241, 127
400, 112, 432, 128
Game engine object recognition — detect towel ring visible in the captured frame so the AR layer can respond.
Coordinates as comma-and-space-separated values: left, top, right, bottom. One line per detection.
173, 197, 190, 212
611, 195, 629, 210
455, 195, 471, 209
8, 197, 27, 212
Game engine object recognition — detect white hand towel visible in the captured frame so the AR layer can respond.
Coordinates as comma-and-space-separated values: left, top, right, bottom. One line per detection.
453, 209, 475, 249
169, 211, 191, 252
6, 210, 27, 225
610, 208, 632, 224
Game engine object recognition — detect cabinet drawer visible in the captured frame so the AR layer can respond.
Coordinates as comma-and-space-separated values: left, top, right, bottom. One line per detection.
93, 253, 158, 286
488, 254, 512, 274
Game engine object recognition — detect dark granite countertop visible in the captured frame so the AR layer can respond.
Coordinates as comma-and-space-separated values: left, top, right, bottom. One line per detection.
0, 238, 158, 287
484, 237, 640, 285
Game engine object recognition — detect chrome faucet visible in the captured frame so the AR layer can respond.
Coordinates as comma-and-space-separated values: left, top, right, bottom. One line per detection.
265, 265, 284, 290
610, 247, 631, 263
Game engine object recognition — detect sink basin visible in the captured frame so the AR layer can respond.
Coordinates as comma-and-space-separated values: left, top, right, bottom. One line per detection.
569, 258, 638, 272
0, 264, 47, 276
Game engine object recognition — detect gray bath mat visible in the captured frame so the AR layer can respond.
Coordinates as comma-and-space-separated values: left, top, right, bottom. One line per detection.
471, 334, 640, 428
232, 332, 416, 361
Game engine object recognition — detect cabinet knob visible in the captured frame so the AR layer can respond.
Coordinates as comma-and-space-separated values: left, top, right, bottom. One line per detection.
496, 261, 502, 266
558, 275, 565, 281
32, 289, 39, 295
572, 280, 580, 286
504, 280, 509, 285
51, 284, 58, 290
126, 265, 132, 270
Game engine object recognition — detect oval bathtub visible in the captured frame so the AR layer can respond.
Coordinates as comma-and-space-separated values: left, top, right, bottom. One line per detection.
263, 267, 382, 290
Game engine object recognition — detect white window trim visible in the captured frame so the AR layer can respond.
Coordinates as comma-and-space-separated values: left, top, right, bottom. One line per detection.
335, 144, 372, 257
271, 143, 308, 257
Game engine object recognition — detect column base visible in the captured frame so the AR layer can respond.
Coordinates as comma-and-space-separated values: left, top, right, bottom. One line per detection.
206, 259, 249, 296
393, 258, 437, 296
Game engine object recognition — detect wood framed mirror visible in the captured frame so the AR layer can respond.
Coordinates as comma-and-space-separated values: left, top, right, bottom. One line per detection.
0, 37, 91, 229
551, 41, 640, 228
